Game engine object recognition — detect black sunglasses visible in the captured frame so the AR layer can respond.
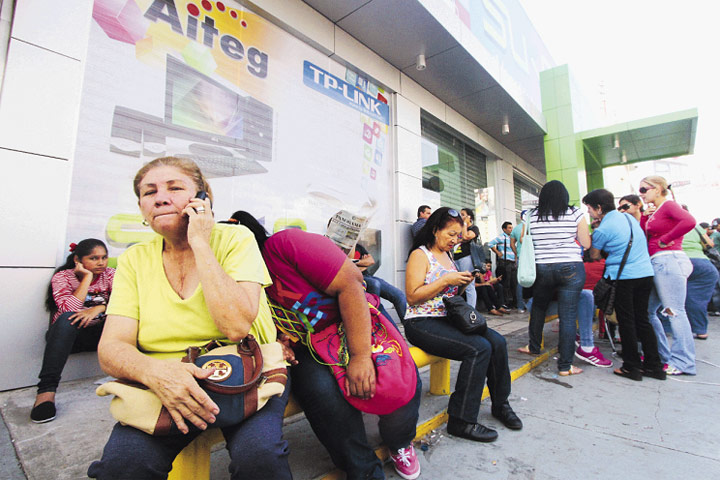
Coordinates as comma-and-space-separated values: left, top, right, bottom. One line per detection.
638, 186, 654, 194
618, 203, 631, 211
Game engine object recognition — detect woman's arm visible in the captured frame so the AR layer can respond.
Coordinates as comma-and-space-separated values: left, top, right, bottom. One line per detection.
185, 202, 260, 342
405, 249, 472, 305
588, 246, 603, 261
576, 217, 591, 249
98, 315, 220, 434
51, 268, 94, 315
324, 259, 375, 400
658, 202, 696, 247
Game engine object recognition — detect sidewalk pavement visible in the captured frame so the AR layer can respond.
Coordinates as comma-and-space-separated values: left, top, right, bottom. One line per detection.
2, 311, 719, 479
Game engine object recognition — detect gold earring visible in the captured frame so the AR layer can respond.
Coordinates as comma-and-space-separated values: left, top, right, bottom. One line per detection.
142, 219, 149, 227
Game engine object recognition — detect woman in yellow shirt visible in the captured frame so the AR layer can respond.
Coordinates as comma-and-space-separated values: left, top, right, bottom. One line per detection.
88, 157, 291, 479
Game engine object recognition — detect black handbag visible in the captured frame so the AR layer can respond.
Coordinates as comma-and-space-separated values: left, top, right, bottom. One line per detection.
593, 215, 633, 316
442, 295, 487, 335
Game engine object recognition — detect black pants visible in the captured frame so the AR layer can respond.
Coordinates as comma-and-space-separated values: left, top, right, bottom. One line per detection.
614, 276, 663, 372
477, 285, 505, 311
496, 260, 518, 307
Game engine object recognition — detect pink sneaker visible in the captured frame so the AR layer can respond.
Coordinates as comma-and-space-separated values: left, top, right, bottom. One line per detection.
390, 445, 421, 480
574, 346, 613, 368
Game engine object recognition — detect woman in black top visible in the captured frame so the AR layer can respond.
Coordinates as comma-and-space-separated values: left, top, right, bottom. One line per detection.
455, 208, 482, 308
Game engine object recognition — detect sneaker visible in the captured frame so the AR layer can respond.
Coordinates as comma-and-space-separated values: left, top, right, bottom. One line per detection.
664, 365, 683, 375
390, 445, 420, 480
575, 334, 580, 348
518, 309, 527, 314
574, 346, 613, 368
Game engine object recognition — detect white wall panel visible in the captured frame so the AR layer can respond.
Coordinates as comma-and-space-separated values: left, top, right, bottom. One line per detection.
395, 171, 422, 225
245, 0, 334, 55
394, 94, 421, 135
0, 150, 71, 267
0, 40, 81, 159
395, 127, 421, 177
0, 267, 102, 391
11, 0, 93, 60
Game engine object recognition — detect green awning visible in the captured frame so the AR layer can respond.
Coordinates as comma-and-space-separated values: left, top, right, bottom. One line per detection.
579, 109, 698, 169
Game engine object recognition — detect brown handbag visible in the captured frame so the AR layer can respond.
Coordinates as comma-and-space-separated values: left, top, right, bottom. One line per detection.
96, 335, 287, 435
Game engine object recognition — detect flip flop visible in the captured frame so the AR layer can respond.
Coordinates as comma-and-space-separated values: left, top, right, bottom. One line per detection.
517, 345, 540, 355
558, 366, 583, 376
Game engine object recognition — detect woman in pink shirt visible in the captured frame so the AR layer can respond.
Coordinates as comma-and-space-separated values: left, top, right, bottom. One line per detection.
639, 175, 696, 375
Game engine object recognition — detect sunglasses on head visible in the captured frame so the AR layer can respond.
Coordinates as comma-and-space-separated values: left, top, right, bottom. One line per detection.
447, 209, 460, 217
638, 186, 654, 194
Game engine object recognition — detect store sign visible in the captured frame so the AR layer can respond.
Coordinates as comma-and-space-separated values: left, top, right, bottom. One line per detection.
66, 0, 394, 269
303, 61, 389, 125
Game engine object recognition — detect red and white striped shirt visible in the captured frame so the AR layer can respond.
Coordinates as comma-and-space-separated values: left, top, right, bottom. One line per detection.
50, 268, 115, 323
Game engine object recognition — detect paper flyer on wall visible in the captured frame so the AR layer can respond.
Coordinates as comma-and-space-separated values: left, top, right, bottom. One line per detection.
326, 210, 368, 255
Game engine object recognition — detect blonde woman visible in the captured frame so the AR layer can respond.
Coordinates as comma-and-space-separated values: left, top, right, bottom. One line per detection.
639, 175, 696, 375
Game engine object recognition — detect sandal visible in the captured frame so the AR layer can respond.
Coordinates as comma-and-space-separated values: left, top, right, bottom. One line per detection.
613, 367, 642, 381
694, 334, 708, 340
517, 345, 539, 355
558, 366, 583, 376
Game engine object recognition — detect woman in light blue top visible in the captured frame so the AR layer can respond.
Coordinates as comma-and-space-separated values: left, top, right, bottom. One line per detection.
584, 189, 664, 381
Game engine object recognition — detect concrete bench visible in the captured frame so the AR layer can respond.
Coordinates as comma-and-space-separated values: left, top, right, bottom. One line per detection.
168, 347, 451, 480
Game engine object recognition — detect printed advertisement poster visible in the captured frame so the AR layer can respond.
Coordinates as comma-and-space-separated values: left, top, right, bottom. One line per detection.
66, 0, 393, 273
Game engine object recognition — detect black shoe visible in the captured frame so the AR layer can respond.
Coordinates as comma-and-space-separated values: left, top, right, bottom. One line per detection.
641, 368, 667, 380
613, 367, 642, 381
30, 401, 56, 423
491, 402, 523, 430
447, 417, 498, 442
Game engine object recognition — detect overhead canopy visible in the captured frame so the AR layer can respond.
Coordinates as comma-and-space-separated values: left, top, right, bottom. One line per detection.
580, 109, 698, 168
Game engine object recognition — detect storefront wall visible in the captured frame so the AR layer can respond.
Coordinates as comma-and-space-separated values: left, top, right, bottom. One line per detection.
0, 0, 544, 390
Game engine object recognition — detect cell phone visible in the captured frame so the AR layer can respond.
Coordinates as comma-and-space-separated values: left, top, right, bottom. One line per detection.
471, 269, 482, 276
352, 258, 360, 263
195, 190, 212, 209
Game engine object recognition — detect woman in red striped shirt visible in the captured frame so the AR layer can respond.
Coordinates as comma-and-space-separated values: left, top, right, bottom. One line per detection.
30, 239, 115, 423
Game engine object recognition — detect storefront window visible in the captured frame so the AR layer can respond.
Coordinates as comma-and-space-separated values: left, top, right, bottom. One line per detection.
420, 113, 487, 211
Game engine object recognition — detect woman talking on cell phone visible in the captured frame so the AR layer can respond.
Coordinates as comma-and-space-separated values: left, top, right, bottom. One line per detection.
88, 157, 292, 479
639, 176, 697, 375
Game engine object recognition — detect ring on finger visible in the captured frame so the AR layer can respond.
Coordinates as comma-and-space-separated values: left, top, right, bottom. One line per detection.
196, 207, 206, 214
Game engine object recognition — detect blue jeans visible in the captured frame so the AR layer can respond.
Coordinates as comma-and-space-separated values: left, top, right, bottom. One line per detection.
648, 252, 696, 373
37, 311, 104, 393
88, 379, 292, 479
403, 317, 511, 424
516, 281, 526, 310
290, 343, 421, 480
686, 257, 719, 335
456, 255, 477, 309
528, 262, 585, 371
577, 290, 595, 348
364, 274, 407, 320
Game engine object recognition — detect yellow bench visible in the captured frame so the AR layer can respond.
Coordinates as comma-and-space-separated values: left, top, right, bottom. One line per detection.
168, 347, 451, 480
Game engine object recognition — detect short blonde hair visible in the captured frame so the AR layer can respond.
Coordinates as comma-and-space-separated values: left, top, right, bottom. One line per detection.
641, 175, 670, 197
133, 157, 213, 202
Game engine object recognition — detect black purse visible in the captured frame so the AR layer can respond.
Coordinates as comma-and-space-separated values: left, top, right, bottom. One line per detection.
442, 295, 487, 335
593, 215, 633, 316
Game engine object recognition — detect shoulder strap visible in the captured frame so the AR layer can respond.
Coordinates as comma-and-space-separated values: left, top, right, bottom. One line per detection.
616, 214, 634, 281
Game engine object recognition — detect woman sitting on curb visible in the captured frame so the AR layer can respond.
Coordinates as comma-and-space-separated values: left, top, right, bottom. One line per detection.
31, 239, 115, 424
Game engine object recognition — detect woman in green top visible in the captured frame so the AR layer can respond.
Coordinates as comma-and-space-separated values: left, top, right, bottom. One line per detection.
681, 210, 718, 339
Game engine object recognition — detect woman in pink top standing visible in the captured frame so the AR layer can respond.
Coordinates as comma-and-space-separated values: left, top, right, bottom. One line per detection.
639, 175, 696, 375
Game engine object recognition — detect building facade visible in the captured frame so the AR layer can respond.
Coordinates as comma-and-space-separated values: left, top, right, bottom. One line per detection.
0, 0, 555, 389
